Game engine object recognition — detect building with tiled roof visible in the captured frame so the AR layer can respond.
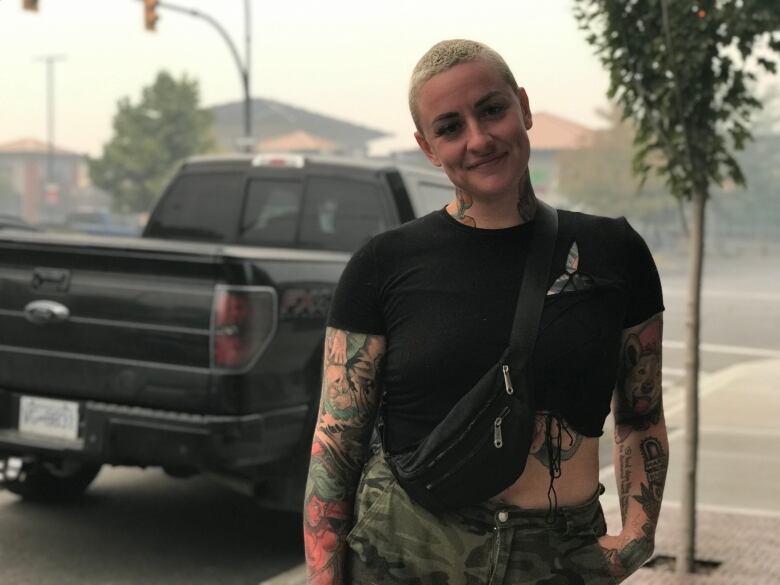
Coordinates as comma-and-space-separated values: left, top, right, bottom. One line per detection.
0, 138, 80, 156
0, 138, 87, 224
210, 98, 389, 155
529, 113, 593, 151
256, 130, 341, 153
528, 112, 594, 203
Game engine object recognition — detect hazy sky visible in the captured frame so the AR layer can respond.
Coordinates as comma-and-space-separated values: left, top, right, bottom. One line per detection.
1, 0, 772, 158
0, 0, 623, 155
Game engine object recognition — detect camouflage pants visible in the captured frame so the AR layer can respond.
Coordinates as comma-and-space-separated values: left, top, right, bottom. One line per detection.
346, 449, 616, 585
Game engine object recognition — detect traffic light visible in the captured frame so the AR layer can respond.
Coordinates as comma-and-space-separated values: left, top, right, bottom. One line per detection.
22, 0, 39, 11
143, 0, 159, 32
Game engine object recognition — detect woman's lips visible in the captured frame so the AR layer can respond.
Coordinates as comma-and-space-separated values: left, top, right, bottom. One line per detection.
467, 152, 507, 170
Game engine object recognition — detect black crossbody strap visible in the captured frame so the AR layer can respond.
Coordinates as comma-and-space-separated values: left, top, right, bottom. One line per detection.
506, 200, 558, 365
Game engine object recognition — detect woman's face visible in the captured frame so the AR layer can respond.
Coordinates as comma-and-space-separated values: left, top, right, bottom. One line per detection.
414, 60, 532, 201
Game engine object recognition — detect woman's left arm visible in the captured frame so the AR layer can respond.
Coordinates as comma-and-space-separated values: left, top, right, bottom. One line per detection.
600, 312, 669, 582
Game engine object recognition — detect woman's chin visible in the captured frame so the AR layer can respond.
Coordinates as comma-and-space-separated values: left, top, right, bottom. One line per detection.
465, 178, 521, 201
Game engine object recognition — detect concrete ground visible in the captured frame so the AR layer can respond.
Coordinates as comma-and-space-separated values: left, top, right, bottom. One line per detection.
600, 357, 780, 584
262, 358, 780, 585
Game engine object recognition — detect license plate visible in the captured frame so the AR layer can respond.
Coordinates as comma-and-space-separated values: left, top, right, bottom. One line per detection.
18, 396, 80, 441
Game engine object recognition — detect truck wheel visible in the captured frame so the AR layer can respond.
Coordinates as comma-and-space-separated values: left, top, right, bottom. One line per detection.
4, 460, 102, 502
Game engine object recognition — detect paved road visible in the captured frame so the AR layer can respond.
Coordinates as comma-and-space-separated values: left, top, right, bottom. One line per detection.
0, 467, 303, 585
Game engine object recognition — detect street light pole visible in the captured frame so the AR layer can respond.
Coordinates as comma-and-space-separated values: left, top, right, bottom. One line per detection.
244, 0, 252, 145
140, 0, 253, 152
34, 54, 66, 186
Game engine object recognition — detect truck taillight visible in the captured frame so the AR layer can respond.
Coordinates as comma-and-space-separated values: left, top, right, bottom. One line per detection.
210, 285, 277, 372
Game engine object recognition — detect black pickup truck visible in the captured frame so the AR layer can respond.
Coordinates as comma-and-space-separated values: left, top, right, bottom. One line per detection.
0, 153, 452, 509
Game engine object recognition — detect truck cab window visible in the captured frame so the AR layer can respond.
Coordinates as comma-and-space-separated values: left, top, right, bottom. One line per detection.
145, 173, 244, 242
300, 177, 386, 252
239, 179, 303, 247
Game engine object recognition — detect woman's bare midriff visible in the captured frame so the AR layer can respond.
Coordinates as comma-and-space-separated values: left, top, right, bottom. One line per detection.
489, 414, 602, 509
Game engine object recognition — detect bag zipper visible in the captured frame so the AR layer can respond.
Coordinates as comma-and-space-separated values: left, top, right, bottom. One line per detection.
426, 404, 512, 491
494, 406, 511, 448
407, 364, 515, 478
502, 364, 514, 395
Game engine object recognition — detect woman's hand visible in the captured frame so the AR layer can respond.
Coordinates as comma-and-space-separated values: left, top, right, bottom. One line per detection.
598, 530, 654, 583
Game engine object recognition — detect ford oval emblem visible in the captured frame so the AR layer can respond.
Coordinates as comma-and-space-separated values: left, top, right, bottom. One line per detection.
23, 300, 71, 324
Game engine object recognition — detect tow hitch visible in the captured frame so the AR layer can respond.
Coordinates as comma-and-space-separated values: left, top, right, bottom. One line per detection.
0, 456, 25, 485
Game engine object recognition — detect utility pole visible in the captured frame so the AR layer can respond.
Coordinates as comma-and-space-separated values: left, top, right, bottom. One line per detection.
34, 54, 66, 215
244, 0, 252, 147
139, 0, 253, 152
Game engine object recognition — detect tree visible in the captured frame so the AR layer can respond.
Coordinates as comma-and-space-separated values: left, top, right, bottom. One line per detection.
573, 0, 780, 574
557, 104, 683, 246
89, 71, 215, 212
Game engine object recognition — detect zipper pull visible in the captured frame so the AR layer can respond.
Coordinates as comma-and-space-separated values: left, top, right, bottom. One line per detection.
494, 418, 503, 448
494, 407, 510, 448
502, 365, 514, 395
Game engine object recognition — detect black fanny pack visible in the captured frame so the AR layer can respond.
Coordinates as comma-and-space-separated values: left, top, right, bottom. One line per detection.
381, 201, 559, 513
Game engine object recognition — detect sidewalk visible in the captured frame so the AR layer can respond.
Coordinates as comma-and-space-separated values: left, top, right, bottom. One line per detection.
262, 358, 780, 585
603, 503, 780, 584
604, 357, 780, 584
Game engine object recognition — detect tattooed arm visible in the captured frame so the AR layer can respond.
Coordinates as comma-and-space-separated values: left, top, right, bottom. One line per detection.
600, 313, 669, 582
303, 327, 386, 585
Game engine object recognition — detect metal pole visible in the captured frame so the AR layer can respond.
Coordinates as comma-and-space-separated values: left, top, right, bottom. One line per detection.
244, 0, 252, 150
34, 55, 65, 182
46, 58, 54, 183
141, 0, 252, 151
34, 54, 65, 219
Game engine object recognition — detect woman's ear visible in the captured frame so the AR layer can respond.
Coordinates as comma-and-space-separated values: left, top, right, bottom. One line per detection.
414, 131, 442, 167
517, 87, 533, 130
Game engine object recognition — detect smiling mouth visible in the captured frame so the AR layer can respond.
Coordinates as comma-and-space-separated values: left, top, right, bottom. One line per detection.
467, 153, 507, 170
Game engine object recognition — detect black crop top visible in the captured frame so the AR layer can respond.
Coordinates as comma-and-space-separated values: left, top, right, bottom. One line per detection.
327, 208, 664, 453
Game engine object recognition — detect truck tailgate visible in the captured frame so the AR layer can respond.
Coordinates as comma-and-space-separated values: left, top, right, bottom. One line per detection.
0, 234, 223, 412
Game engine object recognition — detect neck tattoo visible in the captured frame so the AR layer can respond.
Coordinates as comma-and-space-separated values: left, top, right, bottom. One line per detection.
451, 187, 477, 227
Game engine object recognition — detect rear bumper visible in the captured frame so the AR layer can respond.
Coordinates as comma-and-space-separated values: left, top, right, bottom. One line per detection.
0, 389, 310, 472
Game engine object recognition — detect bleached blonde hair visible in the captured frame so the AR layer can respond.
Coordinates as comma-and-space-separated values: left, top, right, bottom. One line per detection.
409, 39, 519, 132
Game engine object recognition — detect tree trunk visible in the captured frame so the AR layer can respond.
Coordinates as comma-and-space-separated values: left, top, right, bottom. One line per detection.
677, 188, 707, 574
677, 196, 689, 238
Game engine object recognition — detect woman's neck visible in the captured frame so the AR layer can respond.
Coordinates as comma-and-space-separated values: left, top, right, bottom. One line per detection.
446, 174, 537, 229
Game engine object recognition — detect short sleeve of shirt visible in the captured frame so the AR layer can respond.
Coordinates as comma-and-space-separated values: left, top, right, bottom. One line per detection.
327, 238, 385, 335
622, 218, 665, 328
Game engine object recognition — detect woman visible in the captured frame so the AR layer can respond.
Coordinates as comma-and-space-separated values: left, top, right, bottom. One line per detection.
304, 39, 667, 585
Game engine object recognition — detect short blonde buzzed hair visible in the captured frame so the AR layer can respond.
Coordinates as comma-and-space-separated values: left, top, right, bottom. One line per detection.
409, 39, 519, 132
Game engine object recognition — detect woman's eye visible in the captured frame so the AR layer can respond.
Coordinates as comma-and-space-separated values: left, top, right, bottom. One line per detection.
435, 122, 459, 137
483, 104, 505, 117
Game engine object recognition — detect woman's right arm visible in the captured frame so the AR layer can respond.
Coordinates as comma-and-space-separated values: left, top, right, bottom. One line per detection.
304, 326, 386, 585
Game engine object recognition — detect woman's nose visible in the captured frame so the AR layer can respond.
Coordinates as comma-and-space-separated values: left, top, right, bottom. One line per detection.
465, 120, 494, 154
